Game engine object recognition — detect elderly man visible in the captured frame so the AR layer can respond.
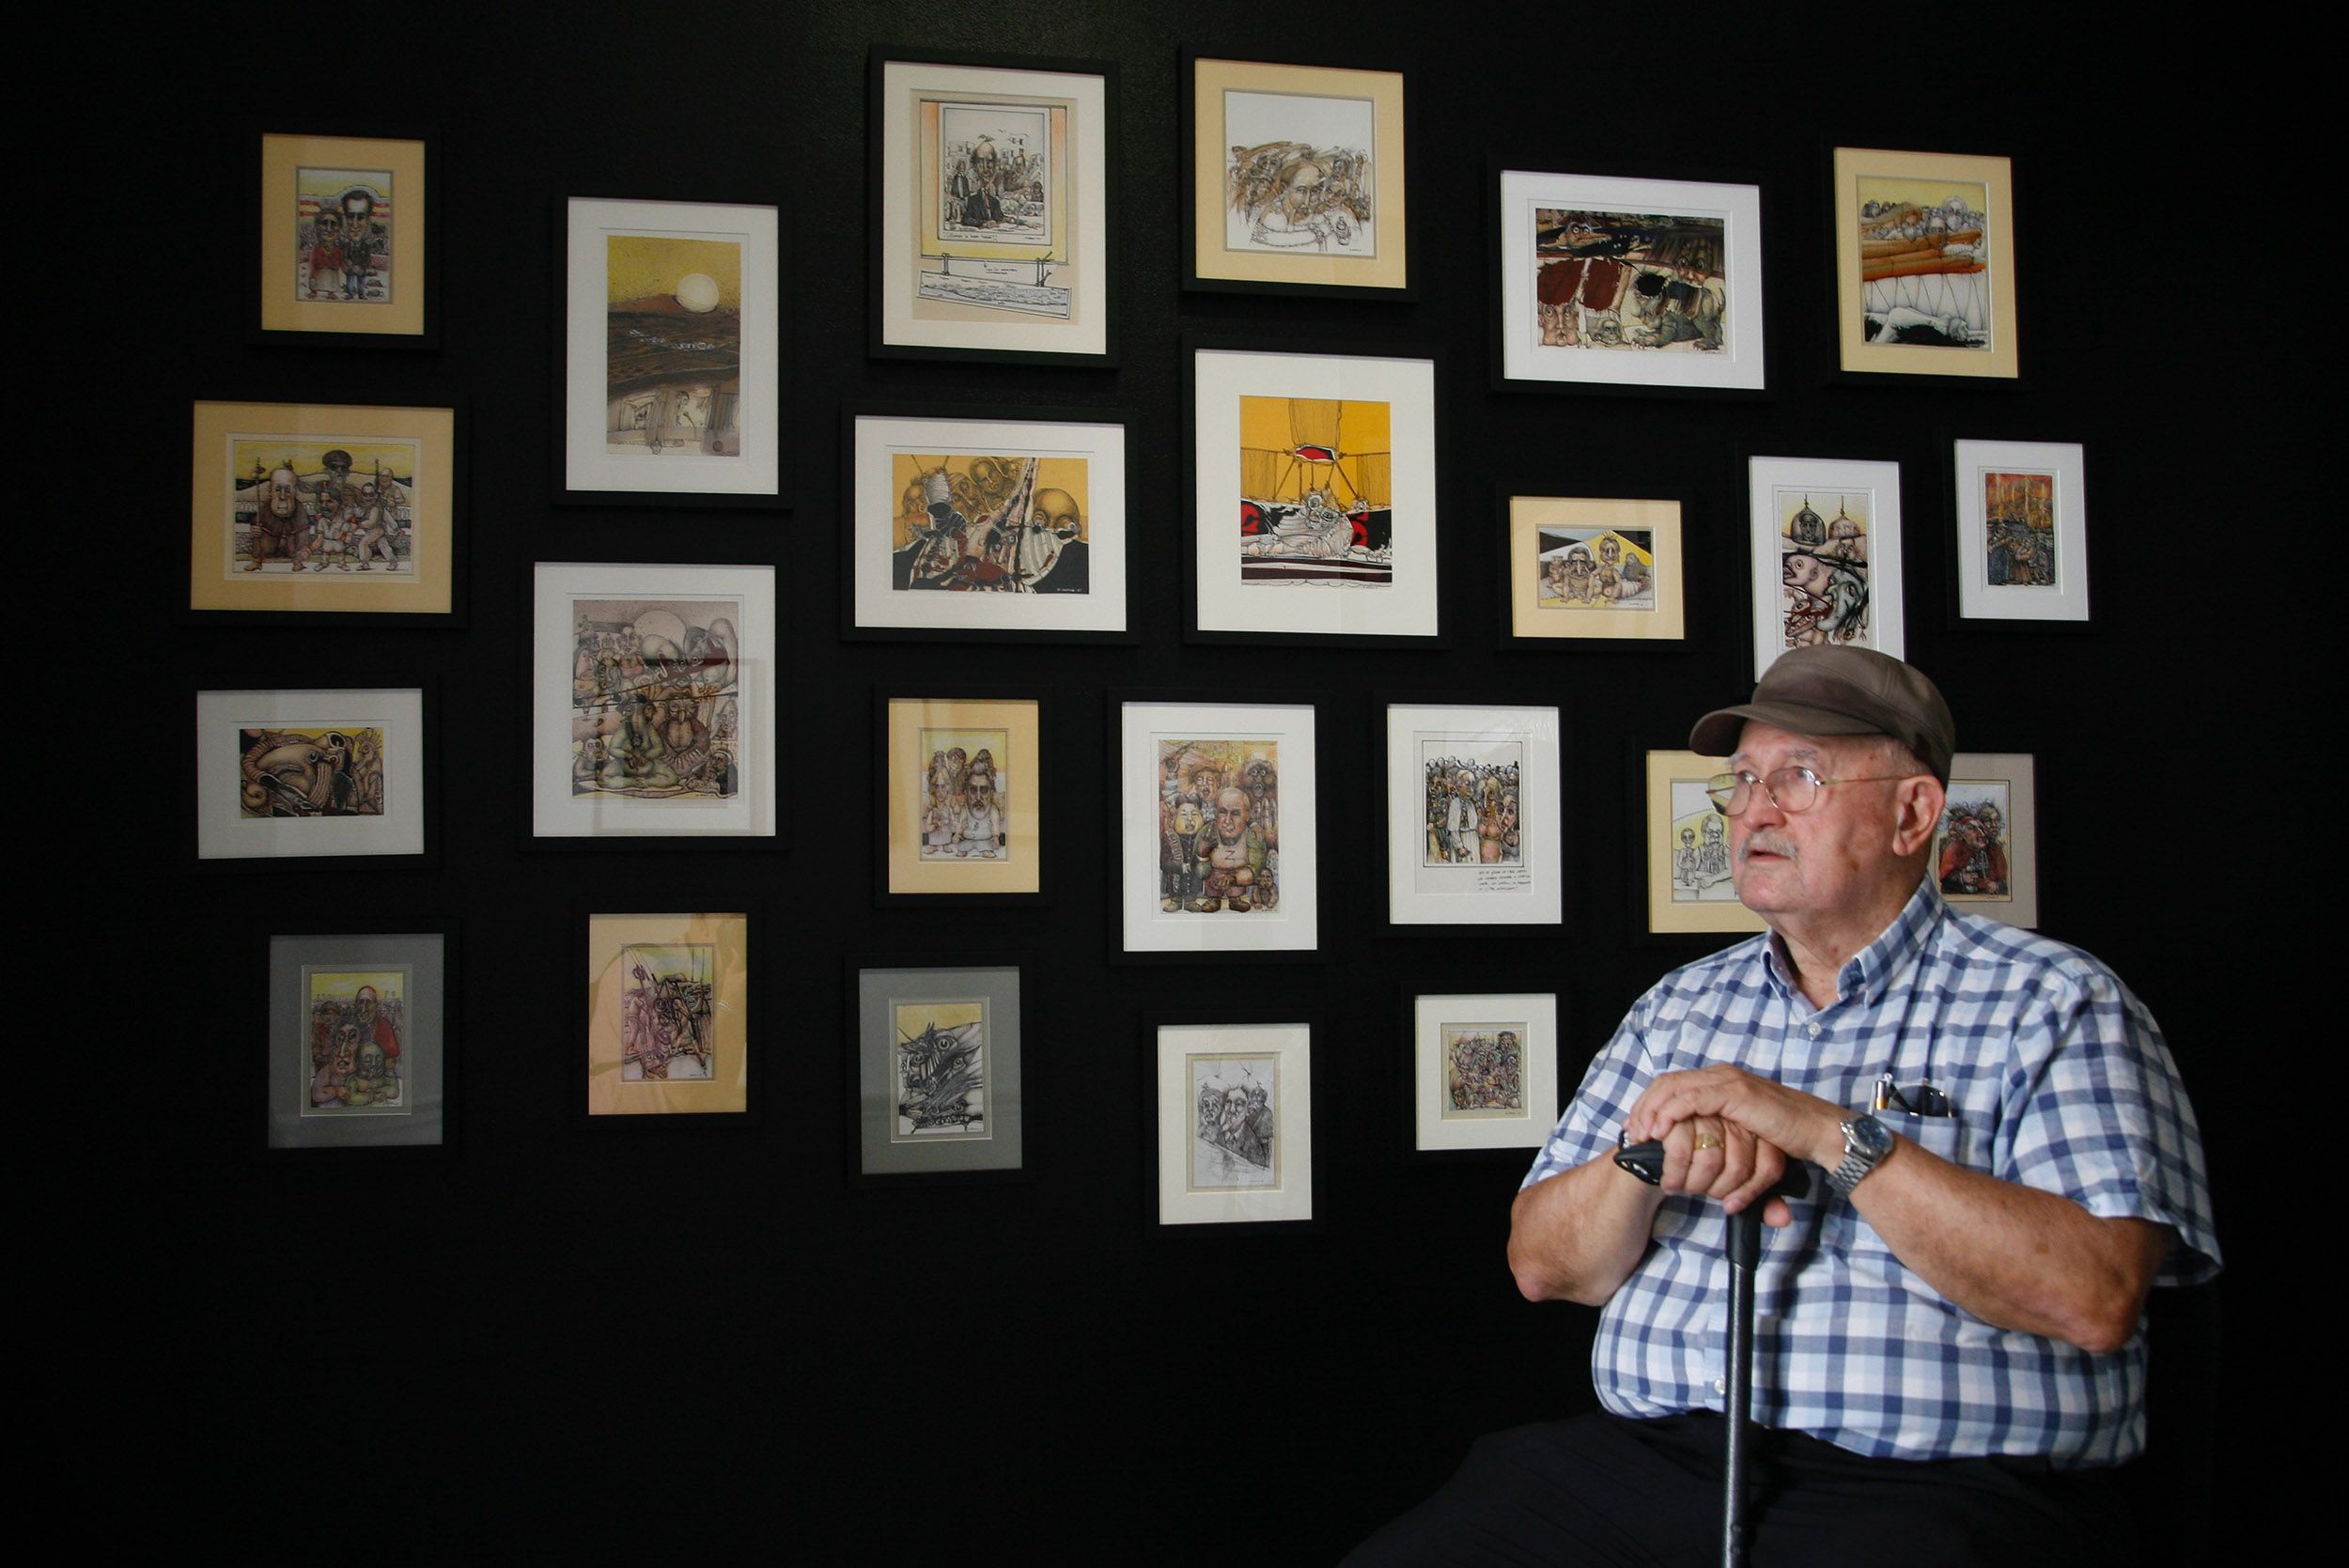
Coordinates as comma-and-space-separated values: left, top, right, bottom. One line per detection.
1350, 646, 2217, 1563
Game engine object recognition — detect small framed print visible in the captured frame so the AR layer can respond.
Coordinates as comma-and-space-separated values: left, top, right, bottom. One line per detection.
530, 563, 778, 844
1642, 749, 1764, 938
1186, 54, 1408, 297
1191, 343, 1439, 643
871, 51, 1116, 364
1154, 1019, 1315, 1227
257, 130, 434, 345
1504, 493, 1685, 645
584, 910, 750, 1118
1385, 702, 1563, 927
1952, 440, 2088, 624
847, 408, 1129, 639
188, 399, 460, 623
196, 687, 429, 866
267, 931, 448, 1151
853, 961, 1024, 1178
1833, 147, 2018, 381
1411, 991, 1560, 1153
1937, 753, 2038, 927
879, 694, 1043, 901
1748, 455, 1905, 679
1496, 169, 1765, 394
1118, 699, 1317, 957
559, 196, 783, 505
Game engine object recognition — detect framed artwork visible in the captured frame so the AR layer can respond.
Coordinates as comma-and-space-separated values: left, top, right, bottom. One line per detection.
559, 196, 783, 505
256, 130, 434, 345
1411, 991, 1560, 1153
267, 931, 449, 1151
530, 563, 778, 843
1952, 440, 2089, 624
1154, 1020, 1315, 1227
1504, 493, 1686, 644
847, 409, 1129, 638
1833, 147, 2018, 380
853, 962, 1024, 1177
1185, 54, 1408, 296
1496, 169, 1765, 393
879, 694, 1043, 900
1384, 702, 1563, 926
196, 687, 428, 865
1937, 753, 2039, 927
188, 399, 459, 624
1642, 749, 1765, 938
1747, 455, 1906, 678
1191, 344, 1439, 642
584, 910, 751, 1117
870, 51, 1115, 364
1118, 699, 1318, 956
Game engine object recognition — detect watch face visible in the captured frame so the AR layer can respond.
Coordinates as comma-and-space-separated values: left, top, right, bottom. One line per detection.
1850, 1114, 1893, 1161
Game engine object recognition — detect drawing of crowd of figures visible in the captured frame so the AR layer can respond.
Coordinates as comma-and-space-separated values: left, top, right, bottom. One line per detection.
568, 598, 741, 802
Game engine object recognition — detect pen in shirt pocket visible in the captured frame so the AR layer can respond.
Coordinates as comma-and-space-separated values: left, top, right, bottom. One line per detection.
1873, 1071, 1951, 1118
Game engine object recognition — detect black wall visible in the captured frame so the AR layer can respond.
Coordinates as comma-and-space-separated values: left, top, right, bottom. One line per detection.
91, 6, 2295, 1554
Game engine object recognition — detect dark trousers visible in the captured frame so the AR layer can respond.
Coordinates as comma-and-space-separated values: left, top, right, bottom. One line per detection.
1343, 1413, 2135, 1567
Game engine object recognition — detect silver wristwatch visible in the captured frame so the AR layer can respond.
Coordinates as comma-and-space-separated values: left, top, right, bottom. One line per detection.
1826, 1114, 1894, 1196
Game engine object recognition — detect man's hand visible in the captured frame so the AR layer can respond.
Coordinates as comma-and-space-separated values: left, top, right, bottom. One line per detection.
1626, 1064, 1848, 1222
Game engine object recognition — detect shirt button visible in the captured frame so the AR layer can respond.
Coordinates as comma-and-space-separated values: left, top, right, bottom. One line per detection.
1711, 1376, 1726, 1395
1807, 1023, 1821, 1037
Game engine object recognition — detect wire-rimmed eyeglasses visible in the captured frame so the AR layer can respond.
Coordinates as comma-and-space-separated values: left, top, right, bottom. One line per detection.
1703, 767, 1916, 816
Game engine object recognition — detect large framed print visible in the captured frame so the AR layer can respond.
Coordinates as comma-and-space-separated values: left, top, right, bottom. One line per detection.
1834, 147, 2018, 381
848, 409, 1128, 638
1186, 55, 1408, 297
1937, 753, 2039, 927
1748, 456, 1905, 678
188, 399, 459, 624
560, 196, 782, 505
1411, 991, 1560, 1153
1496, 169, 1764, 393
1191, 345, 1439, 642
1118, 700, 1317, 956
1505, 494, 1685, 644
256, 129, 434, 346
531, 563, 777, 842
197, 687, 428, 865
584, 910, 750, 1117
879, 694, 1043, 900
267, 931, 449, 1151
854, 961, 1024, 1178
871, 52, 1115, 365
1154, 1020, 1314, 1227
1385, 703, 1563, 926
1643, 749, 1765, 938
1952, 440, 2089, 624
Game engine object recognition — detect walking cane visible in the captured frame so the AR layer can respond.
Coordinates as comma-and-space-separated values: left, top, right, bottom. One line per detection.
1616, 1136, 1812, 1567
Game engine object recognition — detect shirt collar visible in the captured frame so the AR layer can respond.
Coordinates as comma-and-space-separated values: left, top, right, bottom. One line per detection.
1759, 875, 1945, 1009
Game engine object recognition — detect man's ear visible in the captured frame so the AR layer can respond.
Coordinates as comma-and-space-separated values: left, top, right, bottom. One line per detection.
1890, 776, 1945, 857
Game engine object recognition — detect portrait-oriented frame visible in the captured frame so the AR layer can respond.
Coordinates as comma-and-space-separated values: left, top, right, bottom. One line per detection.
530, 562, 779, 844
1952, 439, 2089, 624
870, 51, 1116, 365
256, 128, 435, 346
1833, 147, 2018, 381
558, 196, 783, 505
853, 960, 1025, 1180
1939, 752, 2039, 928
1410, 990, 1560, 1153
266, 929, 450, 1152
1504, 493, 1686, 645
1153, 1018, 1315, 1227
1496, 169, 1764, 394
1185, 54, 1409, 297
1190, 343, 1439, 644
1642, 748, 1765, 938
847, 408, 1130, 640
1117, 698, 1318, 958
188, 398, 461, 624
879, 693, 1044, 901
1384, 702, 1563, 927
1747, 455, 1906, 679
583, 909, 752, 1118
196, 686, 429, 867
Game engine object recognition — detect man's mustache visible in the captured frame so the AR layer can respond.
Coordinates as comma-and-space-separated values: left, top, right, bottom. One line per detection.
1738, 831, 1797, 863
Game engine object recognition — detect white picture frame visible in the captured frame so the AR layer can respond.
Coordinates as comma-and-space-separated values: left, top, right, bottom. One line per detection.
1384, 702, 1563, 926
1747, 455, 1905, 678
1156, 1020, 1314, 1226
197, 687, 427, 862
1411, 991, 1560, 1152
1938, 752, 2039, 928
1953, 439, 2089, 624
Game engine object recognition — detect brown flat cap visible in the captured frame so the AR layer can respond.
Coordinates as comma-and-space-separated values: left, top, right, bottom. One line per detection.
1688, 645, 1954, 783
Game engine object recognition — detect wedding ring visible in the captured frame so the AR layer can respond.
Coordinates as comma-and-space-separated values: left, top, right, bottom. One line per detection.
1693, 1133, 1723, 1151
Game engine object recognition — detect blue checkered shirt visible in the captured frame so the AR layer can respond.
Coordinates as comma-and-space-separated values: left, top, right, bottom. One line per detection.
1522, 878, 2219, 1467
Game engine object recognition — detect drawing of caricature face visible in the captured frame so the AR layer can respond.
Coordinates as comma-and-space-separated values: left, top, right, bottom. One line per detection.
1215, 787, 1249, 843
266, 467, 301, 520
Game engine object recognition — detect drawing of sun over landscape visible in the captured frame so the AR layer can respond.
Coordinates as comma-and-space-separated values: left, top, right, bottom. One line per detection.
606, 232, 743, 458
